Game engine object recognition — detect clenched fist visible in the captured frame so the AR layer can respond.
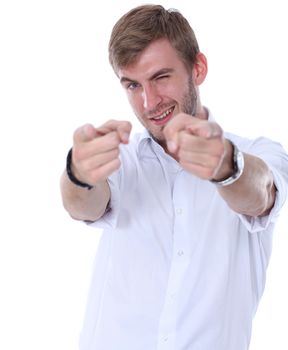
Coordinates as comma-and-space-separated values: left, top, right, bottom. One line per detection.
72, 120, 132, 185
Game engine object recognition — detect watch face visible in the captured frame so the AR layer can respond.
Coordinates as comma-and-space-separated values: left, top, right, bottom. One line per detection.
235, 148, 244, 174
211, 141, 244, 187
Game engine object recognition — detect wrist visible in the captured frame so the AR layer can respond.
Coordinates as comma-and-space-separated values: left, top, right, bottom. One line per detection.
66, 148, 94, 190
213, 139, 234, 181
210, 140, 244, 187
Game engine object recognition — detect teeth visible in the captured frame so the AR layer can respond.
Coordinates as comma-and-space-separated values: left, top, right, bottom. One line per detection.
153, 108, 173, 120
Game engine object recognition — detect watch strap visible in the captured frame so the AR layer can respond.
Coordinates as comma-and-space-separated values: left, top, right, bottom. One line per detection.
210, 141, 244, 187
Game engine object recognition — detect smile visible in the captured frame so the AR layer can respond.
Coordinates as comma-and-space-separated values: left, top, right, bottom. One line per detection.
150, 107, 175, 125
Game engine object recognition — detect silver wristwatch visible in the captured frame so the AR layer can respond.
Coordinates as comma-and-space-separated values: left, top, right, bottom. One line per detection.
210, 141, 244, 187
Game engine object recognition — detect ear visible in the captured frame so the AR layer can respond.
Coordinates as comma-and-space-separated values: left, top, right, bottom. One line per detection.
192, 52, 208, 86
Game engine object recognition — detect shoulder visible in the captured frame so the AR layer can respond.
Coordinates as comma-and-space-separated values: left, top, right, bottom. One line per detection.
224, 132, 286, 156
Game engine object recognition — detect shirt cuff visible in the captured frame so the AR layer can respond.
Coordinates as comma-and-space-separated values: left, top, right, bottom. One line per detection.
88, 174, 120, 230
237, 165, 287, 233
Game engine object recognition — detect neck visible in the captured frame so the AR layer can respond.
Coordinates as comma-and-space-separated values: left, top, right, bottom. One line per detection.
195, 104, 208, 120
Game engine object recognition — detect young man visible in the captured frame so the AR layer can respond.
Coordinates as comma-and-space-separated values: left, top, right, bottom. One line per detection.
60, 5, 288, 350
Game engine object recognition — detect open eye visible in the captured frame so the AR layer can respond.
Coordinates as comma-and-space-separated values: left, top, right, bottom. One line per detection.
127, 82, 140, 90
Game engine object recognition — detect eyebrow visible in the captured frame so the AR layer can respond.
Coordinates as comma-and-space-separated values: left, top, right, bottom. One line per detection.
120, 68, 175, 85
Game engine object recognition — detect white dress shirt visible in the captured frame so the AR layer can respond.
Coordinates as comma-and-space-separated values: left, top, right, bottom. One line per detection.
79, 120, 288, 350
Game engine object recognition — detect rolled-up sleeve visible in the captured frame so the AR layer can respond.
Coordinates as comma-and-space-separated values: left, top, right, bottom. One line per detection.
234, 136, 288, 233
88, 169, 122, 230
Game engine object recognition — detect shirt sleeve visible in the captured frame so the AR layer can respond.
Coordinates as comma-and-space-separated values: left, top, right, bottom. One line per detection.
86, 136, 144, 230
88, 168, 122, 230
235, 136, 288, 233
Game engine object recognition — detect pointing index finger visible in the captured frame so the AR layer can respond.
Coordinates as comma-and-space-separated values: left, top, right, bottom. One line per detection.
163, 113, 196, 153
116, 121, 132, 144
73, 124, 98, 144
185, 121, 223, 139
97, 120, 132, 144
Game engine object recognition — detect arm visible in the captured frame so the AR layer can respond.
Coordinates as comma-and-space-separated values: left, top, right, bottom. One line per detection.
212, 139, 276, 216
163, 113, 276, 217
60, 173, 111, 222
60, 120, 132, 222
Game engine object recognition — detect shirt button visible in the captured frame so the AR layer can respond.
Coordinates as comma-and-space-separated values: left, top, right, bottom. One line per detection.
163, 336, 168, 342
176, 208, 182, 215
170, 292, 176, 299
177, 250, 184, 256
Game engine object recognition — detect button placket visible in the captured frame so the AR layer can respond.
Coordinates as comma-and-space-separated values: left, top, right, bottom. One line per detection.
177, 250, 184, 257
157, 171, 188, 350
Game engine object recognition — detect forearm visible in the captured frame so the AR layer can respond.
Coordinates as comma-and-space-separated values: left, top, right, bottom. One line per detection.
216, 152, 276, 217
60, 171, 111, 222
60, 120, 131, 222
162, 116, 277, 217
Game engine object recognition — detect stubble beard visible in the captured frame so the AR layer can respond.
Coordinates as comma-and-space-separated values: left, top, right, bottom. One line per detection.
183, 76, 198, 116
149, 76, 198, 145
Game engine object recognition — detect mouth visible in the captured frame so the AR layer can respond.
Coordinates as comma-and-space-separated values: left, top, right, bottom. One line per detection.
150, 106, 175, 126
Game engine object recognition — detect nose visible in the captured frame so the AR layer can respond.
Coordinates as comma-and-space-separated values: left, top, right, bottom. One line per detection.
142, 84, 162, 110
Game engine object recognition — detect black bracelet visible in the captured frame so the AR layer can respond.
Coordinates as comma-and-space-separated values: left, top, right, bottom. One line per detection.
66, 148, 93, 190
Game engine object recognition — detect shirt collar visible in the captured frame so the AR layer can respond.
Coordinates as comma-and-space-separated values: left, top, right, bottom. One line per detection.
136, 107, 215, 156
137, 130, 162, 158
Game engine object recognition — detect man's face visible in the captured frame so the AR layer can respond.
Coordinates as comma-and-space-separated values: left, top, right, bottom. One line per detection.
118, 39, 199, 147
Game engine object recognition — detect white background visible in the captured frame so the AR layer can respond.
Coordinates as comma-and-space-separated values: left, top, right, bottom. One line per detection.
0, 0, 287, 349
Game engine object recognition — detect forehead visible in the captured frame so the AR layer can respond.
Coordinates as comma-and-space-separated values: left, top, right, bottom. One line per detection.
118, 38, 186, 80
